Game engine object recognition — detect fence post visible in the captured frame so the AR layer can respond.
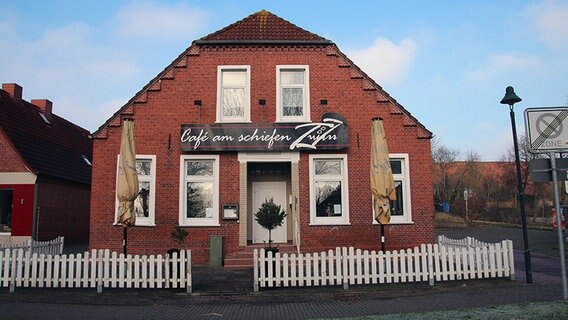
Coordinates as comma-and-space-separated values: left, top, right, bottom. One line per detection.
186, 250, 192, 294
96, 250, 103, 293
253, 249, 259, 293
427, 244, 434, 286
342, 247, 348, 290
9, 250, 15, 293
507, 240, 516, 281
58, 236, 65, 255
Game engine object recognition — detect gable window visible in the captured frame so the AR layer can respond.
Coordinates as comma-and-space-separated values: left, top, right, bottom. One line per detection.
217, 66, 250, 123
179, 155, 220, 226
309, 154, 349, 225
115, 155, 156, 226
372, 154, 413, 224
276, 65, 310, 122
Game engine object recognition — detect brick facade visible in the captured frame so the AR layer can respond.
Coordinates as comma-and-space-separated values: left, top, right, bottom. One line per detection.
89, 11, 434, 264
35, 176, 91, 242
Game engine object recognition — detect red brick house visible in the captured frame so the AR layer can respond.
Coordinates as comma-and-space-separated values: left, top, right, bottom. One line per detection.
89, 10, 434, 265
0, 83, 92, 244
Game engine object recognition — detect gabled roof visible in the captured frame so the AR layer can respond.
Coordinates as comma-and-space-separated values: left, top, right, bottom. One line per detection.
195, 10, 331, 45
94, 10, 431, 139
0, 88, 93, 185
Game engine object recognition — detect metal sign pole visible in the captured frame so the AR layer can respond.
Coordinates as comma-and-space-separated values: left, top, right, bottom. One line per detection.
550, 152, 568, 300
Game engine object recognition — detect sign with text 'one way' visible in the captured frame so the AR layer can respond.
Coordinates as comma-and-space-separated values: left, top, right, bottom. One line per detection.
524, 107, 568, 153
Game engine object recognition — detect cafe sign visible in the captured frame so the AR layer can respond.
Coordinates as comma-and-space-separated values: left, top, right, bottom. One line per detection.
180, 113, 348, 152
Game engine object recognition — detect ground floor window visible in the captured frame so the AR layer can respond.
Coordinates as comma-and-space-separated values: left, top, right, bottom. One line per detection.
179, 155, 220, 227
309, 154, 349, 225
115, 155, 156, 226
373, 154, 412, 224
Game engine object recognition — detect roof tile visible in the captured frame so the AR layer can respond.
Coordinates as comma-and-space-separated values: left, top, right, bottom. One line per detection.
198, 10, 329, 43
0, 88, 93, 184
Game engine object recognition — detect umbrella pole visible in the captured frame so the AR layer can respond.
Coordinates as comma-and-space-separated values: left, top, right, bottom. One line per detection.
123, 227, 127, 255
380, 224, 385, 252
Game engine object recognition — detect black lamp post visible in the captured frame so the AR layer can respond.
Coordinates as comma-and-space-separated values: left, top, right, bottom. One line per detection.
500, 86, 533, 284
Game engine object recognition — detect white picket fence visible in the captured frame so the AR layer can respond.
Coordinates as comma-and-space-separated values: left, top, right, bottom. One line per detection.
0, 249, 192, 293
1, 236, 64, 256
437, 235, 492, 249
253, 239, 515, 291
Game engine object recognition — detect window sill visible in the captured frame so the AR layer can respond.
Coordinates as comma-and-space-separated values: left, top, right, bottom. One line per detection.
373, 221, 414, 225
215, 120, 252, 124
276, 119, 311, 123
114, 223, 156, 227
309, 222, 351, 226
179, 223, 221, 228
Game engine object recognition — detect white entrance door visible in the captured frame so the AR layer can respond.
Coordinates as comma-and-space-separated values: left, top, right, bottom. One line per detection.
252, 181, 287, 244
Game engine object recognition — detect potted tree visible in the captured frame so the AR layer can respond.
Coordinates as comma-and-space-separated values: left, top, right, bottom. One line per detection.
254, 198, 287, 256
168, 224, 188, 256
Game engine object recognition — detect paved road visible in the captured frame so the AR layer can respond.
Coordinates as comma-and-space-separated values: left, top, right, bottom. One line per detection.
1, 225, 567, 320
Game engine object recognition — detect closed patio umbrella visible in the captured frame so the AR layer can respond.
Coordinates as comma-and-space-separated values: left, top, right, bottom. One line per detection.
117, 119, 139, 255
370, 118, 396, 251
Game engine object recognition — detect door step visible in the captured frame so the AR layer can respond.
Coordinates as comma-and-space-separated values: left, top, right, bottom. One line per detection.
223, 244, 297, 269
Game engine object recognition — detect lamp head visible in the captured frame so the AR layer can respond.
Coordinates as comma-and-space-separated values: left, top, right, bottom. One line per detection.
500, 86, 522, 106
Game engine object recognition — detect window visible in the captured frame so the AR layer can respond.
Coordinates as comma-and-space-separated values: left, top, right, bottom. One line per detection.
38, 112, 50, 125
217, 66, 250, 122
276, 65, 310, 122
115, 155, 156, 226
179, 155, 220, 226
309, 154, 349, 225
373, 154, 413, 224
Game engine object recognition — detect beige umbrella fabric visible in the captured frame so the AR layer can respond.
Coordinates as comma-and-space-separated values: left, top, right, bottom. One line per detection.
117, 120, 139, 228
371, 118, 396, 225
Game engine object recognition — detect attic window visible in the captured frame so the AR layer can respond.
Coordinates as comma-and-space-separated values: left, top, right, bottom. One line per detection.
82, 155, 92, 166
38, 112, 50, 125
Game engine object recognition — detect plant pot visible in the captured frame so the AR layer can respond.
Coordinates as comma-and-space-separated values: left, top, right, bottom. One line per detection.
167, 248, 181, 256
264, 247, 279, 256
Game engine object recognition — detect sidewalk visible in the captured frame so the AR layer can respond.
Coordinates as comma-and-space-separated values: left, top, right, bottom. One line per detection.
2, 225, 566, 319
0, 259, 564, 320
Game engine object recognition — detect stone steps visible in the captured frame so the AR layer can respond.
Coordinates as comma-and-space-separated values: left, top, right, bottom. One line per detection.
224, 244, 297, 269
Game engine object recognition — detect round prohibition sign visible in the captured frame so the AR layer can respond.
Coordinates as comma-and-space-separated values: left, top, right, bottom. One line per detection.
535, 112, 563, 139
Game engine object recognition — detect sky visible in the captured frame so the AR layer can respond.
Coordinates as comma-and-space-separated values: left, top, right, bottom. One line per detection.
1, 0, 567, 161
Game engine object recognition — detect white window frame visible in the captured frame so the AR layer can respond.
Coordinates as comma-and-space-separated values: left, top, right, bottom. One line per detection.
216, 65, 251, 123
276, 65, 310, 123
114, 155, 156, 227
179, 155, 220, 227
309, 154, 349, 225
372, 154, 413, 225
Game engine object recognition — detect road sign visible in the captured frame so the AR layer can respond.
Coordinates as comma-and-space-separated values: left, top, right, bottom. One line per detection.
529, 158, 568, 182
525, 107, 568, 153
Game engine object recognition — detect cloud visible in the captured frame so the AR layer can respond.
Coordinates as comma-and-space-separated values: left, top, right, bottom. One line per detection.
525, 0, 568, 51
1, 20, 138, 89
115, 1, 209, 40
0, 19, 141, 132
345, 38, 417, 85
462, 53, 542, 84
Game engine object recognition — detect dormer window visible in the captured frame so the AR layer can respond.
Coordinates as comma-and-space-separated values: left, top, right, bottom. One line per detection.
276, 65, 310, 122
216, 66, 251, 123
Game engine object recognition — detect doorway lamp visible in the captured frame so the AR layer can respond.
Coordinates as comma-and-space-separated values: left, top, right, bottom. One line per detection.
500, 85, 533, 284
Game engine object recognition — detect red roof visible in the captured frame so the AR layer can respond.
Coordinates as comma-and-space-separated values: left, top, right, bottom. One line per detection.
196, 10, 330, 43
0, 87, 93, 184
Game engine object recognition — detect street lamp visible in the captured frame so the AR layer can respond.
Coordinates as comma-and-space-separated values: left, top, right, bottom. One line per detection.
500, 86, 533, 284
